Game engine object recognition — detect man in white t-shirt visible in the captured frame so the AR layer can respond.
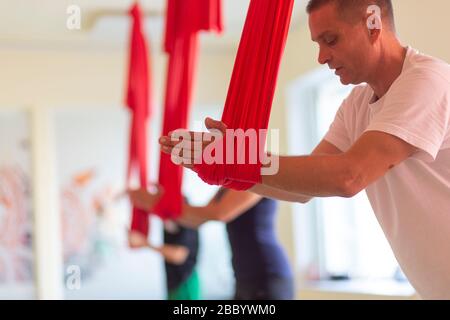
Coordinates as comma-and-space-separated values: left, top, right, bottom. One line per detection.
159, 0, 450, 299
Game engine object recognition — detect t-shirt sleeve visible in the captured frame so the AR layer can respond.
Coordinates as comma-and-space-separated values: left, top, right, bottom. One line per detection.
365, 69, 450, 162
324, 98, 353, 152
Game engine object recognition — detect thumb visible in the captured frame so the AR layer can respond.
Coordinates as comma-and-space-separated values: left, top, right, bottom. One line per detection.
205, 117, 227, 134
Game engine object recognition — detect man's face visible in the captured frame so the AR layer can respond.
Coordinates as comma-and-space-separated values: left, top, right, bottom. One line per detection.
309, 3, 372, 85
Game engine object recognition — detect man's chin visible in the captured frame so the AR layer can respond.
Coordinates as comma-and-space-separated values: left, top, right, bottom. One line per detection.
339, 76, 360, 86
339, 76, 351, 85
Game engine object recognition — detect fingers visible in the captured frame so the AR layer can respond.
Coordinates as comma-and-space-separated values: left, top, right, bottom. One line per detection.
159, 133, 219, 165
126, 188, 141, 200
160, 147, 208, 170
159, 119, 227, 169
126, 186, 164, 211
160, 132, 219, 150
205, 117, 227, 134
159, 136, 205, 159
126, 187, 153, 197
165, 130, 213, 143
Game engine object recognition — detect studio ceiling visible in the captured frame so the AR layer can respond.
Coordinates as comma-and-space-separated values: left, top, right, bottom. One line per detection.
0, 0, 306, 51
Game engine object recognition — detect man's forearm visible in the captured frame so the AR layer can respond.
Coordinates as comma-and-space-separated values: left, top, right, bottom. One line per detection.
249, 184, 313, 204
260, 154, 354, 198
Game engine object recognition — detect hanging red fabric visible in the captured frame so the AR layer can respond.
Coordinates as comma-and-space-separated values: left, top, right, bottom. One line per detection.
152, 0, 223, 220
193, 0, 294, 191
125, 3, 153, 236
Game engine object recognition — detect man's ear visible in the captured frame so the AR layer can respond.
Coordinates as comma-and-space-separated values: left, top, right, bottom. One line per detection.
368, 22, 382, 40
366, 4, 383, 40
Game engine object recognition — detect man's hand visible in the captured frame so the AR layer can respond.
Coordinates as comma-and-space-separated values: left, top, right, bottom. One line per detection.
159, 117, 227, 169
127, 185, 164, 211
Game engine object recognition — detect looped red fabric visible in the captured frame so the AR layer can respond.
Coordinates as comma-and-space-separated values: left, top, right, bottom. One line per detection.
192, 132, 263, 189
152, 0, 223, 220
126, 3, 153, 235
193, 0, 294, 191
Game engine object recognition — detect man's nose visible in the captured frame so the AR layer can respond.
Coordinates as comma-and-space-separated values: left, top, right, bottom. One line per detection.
318, 46, 331, 65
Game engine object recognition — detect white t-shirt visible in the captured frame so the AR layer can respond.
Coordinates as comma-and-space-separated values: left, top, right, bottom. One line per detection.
324, 47, 450, 299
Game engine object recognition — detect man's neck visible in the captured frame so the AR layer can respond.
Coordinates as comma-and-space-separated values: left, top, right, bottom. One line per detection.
368, 40, 408, 100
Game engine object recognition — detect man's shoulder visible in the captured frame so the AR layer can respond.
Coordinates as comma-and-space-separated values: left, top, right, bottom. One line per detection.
405, 48, 450, 84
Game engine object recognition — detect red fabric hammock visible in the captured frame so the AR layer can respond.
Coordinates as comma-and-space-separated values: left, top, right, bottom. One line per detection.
153, 0, 223, 220
193, 0, 294, 191
125, 3, 153, 235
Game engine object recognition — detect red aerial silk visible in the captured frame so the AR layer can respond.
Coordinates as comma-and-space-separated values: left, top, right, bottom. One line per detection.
193, 0, 294, 191
125, 3, 153, 235
153, 0, 223, 220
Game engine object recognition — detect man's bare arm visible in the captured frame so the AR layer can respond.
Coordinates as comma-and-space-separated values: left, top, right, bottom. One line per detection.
261, 131, 417, 198
250, 139, 343, 203
158, 119, 416, 200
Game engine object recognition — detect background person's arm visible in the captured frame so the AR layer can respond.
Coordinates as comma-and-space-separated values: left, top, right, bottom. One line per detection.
128, 231, 189, 265
128, 185, 262, 229
177, 189, 262, 228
